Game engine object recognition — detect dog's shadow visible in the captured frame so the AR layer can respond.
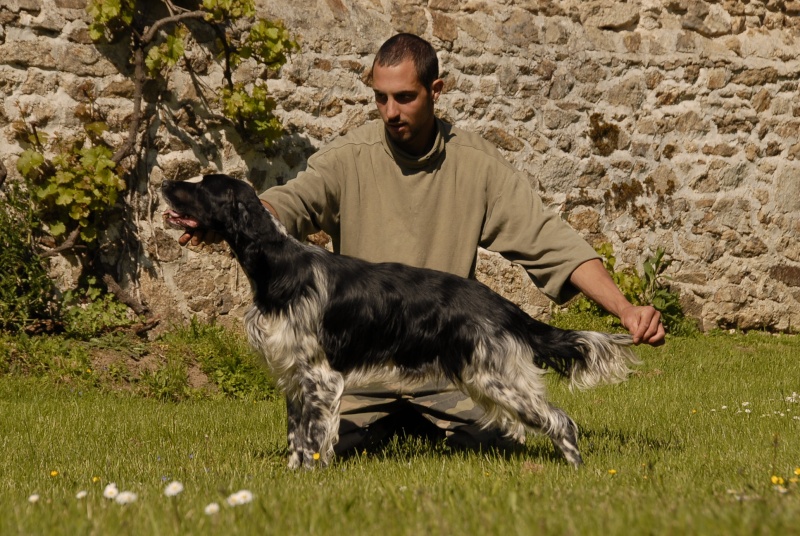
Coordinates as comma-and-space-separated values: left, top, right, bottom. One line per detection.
578, 426, 684, 457
253, 425, 681, 469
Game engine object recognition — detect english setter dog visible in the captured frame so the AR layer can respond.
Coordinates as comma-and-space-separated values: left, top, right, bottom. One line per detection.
163, 174, 640, 469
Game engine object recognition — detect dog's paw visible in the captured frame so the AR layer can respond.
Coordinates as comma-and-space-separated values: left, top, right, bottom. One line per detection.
287, 451, 302, 469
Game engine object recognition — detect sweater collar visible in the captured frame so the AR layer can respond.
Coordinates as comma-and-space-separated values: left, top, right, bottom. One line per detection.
380, 118, 446, 170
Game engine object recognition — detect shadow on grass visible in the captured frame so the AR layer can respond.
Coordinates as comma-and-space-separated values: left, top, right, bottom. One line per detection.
579, 426, 684, 456
249, 411, 683, 468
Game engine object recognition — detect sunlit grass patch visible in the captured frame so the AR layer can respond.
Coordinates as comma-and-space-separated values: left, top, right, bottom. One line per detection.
0, 329, 798, 535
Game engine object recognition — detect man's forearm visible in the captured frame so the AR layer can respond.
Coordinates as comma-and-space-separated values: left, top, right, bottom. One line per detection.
568, 258, 632, 318
569, 258, 666, 345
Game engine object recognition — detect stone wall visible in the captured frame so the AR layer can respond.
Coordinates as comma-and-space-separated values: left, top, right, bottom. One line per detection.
2, 0, 800, 332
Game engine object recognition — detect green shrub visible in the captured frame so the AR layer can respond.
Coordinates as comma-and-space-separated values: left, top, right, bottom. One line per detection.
565, 243, 698, 336
0, 181, 59, 331
161, 319, 276, 401
61, 279, 136, 340
139, 355, 191, 402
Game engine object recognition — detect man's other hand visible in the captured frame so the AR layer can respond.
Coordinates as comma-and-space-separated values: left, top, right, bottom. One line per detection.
619, 305, 666, 346
178, 229, 223, 247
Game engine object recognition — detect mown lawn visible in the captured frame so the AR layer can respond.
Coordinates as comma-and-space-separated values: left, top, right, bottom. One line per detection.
0, 329, 798, 535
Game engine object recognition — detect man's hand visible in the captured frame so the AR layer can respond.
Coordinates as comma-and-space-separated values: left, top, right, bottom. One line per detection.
569, 258, 666, 346
176, 199, 277, 247
178, 229, 223, 247
618, 305, 665, 346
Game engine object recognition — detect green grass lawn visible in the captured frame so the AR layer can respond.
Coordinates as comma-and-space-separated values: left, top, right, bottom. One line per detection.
1, 330, 798, 535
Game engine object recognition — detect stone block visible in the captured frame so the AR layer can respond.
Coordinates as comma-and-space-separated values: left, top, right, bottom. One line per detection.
583, 2, 640, 31
498, 9, 539, 48
482, 127, 524, 152
774, 164, 800, 213
731, 67, 779, 86
431, 11, 458, 43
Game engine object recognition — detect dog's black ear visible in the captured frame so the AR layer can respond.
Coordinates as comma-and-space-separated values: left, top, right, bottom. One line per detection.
220, 186, 247, 228
237, 201, 250, 228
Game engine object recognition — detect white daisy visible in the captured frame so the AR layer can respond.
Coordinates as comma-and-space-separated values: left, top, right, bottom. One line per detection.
103, 483, 119, 499
226, 489, 254, 506
164, 481, 184, 497
76, 490, 88, 500
204, 502, 220, 515
28, 494, 40, 504
114, 491, 138, 505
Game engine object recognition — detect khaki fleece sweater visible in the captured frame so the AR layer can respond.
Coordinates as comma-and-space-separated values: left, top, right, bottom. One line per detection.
260, 119, 599, 304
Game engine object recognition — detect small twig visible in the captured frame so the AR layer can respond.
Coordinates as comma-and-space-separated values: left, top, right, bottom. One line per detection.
102, 273, 150, 316
38, 227, 82, 258
132, 317, 161, 337
142, 11, 207, 43
112, 10, 211, 166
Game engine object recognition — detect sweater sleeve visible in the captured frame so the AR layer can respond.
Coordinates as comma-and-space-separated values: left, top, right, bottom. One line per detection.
258, 149, 342, 242
479, 170, 600, 304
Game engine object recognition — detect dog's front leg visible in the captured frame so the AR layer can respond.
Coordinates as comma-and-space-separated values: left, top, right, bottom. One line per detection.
296, 366, 344, 468
285, 394, 304, 469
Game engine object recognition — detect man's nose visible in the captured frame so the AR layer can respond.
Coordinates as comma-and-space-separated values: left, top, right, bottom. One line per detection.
385, 98, 400, 120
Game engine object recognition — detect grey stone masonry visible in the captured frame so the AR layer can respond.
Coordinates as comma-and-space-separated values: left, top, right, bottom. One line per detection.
2, 0, 799, 332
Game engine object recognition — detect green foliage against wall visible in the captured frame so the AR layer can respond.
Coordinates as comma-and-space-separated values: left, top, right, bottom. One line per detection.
569, 243, 698, 336
0, 182, 59, 331
2, 0, 300, 334
87, 0, 299, 148
16, 138, 125, 245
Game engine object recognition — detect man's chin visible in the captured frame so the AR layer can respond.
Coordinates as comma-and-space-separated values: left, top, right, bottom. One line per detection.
385, 126, 412, 144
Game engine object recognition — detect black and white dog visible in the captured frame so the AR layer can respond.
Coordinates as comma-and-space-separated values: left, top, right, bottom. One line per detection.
163, 174, 639, 468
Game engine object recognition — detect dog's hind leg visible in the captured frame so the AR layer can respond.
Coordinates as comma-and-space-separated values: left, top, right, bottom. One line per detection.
296, 365, 345, 468
465, 360, 584, 467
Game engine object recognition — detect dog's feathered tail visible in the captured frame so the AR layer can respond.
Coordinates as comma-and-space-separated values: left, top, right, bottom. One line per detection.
527, 326, 640, 390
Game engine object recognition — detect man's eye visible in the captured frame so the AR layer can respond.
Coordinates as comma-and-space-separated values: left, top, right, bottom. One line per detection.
374, 93, 387, 104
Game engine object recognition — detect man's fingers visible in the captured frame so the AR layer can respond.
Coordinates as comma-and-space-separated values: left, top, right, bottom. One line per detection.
623, 306, 666, 346
637, 309, 665, 346
178, 229, 222, 248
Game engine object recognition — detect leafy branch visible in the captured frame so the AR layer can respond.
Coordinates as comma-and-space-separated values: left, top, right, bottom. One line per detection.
6, 0, 299, 333
88, 0, 299, 159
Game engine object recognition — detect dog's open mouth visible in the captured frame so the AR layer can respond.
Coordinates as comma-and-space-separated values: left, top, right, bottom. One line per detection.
164, 209, 200, 230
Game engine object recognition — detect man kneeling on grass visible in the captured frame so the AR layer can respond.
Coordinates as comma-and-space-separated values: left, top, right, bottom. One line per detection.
180, 33, 665, 454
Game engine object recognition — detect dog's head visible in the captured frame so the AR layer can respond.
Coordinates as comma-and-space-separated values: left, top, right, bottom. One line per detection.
162, 174, 269, 241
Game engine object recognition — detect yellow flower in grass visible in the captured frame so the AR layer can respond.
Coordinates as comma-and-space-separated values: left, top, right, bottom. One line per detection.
794, 467, 800, 476
50, 471, 59, 478
313, 453, 320, 461
608, 469, 617, 476
771, 475, 785, 486
92, 476, 100, 483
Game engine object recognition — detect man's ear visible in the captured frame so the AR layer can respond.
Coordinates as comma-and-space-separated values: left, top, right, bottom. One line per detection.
430, 78, 444, 102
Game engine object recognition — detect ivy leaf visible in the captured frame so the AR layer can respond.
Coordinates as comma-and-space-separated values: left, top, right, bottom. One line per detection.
16, 150, 45, 177
55, 191, 74, 206
145, 47, 164, 76
80, 226, 98, 243
50, 221, 67, 236
85, 121, 108, 138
